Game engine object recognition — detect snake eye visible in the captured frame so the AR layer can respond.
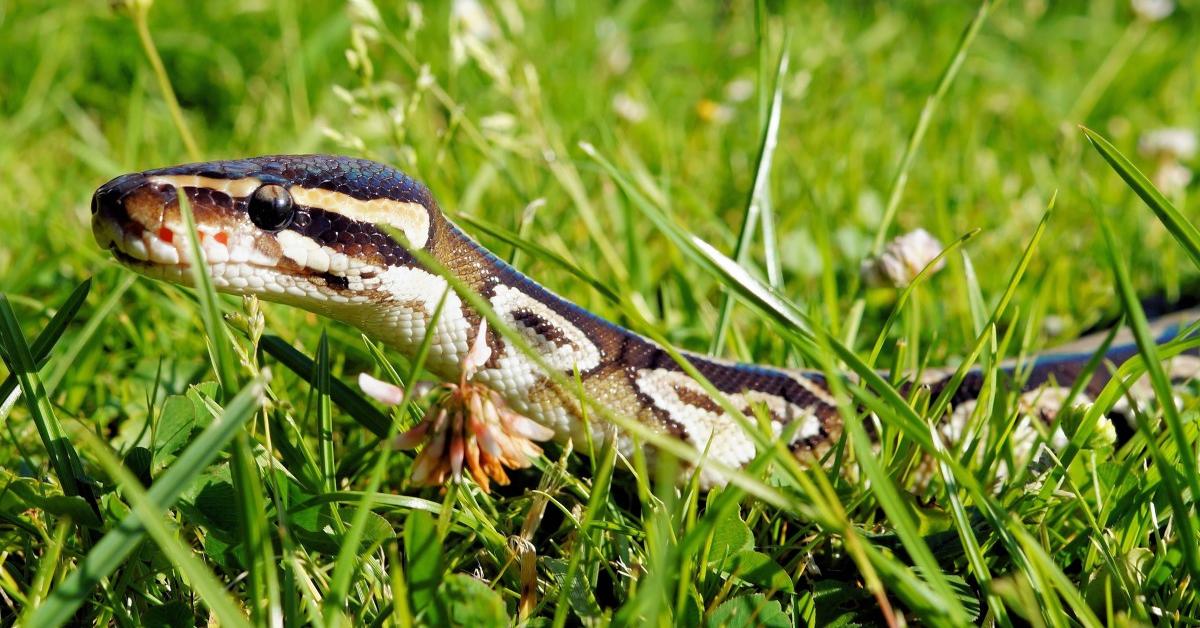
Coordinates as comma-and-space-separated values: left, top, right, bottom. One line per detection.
247, 184, 294, 231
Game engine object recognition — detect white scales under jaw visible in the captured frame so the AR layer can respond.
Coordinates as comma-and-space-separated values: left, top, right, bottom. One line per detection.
105, 218, 393, 307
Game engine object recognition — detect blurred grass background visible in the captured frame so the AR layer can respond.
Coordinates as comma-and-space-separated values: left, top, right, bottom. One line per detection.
2, 1, 1198, 356
0, 0, 1198, 624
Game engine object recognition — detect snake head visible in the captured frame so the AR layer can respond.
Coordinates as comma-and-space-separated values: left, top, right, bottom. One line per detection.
91, 155, 437, 310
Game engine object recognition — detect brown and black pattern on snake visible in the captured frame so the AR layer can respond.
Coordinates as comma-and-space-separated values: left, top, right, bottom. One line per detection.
92, 155, 1200, 488
432, 209, 846, 452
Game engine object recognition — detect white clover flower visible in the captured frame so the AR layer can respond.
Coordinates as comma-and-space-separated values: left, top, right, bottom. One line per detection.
1131, 0, 1174, 21
1153, 162, 1192, 195
451, 0, 497, 41
612, 93, 647, 122
1138, 127, 1197, 161
724, 78, 755, 103
861, 228, 947, 288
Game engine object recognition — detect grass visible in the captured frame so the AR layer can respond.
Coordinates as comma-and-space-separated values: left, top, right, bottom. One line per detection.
1, 0, 1199, 625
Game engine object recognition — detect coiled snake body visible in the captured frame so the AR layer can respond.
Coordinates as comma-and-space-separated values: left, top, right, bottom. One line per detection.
91, 155, 1184, 487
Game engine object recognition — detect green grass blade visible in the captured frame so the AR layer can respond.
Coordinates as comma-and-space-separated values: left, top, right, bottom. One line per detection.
324, 289, 448, 622
315, 331, 336, 495
927, 205, 1052, 421
0, 295, 93, 509
813, 336, 970, 624
584, 142, 815, 339
710, 37, 789, 353
176, 187, 239, 400
68, 431, 253, 628
286, 491, 503, 546
27, 377, 265, 627
552, 428, 618, 628
1013, 527, 1104, 628
870, 0, 993, 254
0, 278, 90, 416
1082, 126, 1200, 270
128, 1, 201, 160
1099, 216, 1200, 578
42, 273, 136, 398
230, 431, 283, 627
261, 335, 392, 438
867, 229, 979, 366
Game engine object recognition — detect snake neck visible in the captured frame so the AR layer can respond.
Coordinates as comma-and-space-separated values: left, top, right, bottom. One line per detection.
399, 214, 846, 481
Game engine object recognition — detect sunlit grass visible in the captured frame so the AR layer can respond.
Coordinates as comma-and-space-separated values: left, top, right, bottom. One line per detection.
0, 0, 1198, 625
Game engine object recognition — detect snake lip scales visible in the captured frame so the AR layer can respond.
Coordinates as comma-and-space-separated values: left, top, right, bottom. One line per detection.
91, 154, 1187, 488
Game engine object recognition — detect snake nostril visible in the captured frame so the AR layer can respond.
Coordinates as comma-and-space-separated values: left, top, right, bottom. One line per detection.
93, 173, 143, 219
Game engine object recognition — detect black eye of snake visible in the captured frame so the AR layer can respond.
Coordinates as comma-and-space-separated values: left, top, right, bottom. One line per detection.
247, 184, 294, 231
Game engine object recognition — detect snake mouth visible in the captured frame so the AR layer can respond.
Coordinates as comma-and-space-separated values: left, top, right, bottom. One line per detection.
91, 170, 378, 303
92, 172, 281, 271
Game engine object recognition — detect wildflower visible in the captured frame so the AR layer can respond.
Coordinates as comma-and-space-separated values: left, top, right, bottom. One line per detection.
1153, 162, 1192, 195
696, 99, 734, 124
360, 319, 555, 492
1131, 0, 1174, 21
612, 93, 647, 123
860, 228, 946, 288
451, 0, 497, 42
724, 78, 755, 103
1138, 127, 1197, 161
449, 0, 499, 68
1139, 127, 1196, 194
347, 0, 383, 26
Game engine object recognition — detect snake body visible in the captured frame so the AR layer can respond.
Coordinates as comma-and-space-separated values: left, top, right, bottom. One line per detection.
91, 155, 1185, 487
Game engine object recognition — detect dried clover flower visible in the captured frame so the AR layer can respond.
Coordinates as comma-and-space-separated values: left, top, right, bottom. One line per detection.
861, 228, 946, 288
360, 319, 554, 492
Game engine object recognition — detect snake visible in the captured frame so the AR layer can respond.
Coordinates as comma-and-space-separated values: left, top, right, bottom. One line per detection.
90, 155, 1198, 488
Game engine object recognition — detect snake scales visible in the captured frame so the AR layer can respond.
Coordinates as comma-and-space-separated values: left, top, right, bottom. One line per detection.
90, 155, 1192, 487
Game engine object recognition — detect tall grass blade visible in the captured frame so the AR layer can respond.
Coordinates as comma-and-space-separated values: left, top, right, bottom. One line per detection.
315, 331, 336, 495
1099, 216, 1200, 578
261, 335, 392, 437
870, 0, 993, 253
710, 36, 789, 353
812, 335, 970, 624
129, 2, 201, 160
68, 431, 253, 628
230, 431, 284, 627
324, 290, 448, 622
42, 274, 135, 397
176, 188, 239, 400
457, 214, 621, 304
27, 377, 265, 627
0, 278, 90, 418
552, 431, 618, 628
0, 296, 94, 511
1082, 126, 1200, 270
1013, 527, 1104, 628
